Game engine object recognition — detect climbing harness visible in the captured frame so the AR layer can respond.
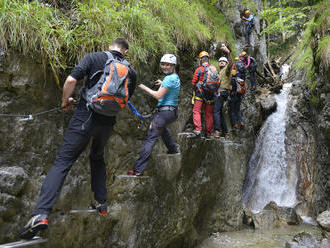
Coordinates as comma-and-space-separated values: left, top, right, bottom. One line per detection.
191, 91, 214, 105
127, 101, 153, 129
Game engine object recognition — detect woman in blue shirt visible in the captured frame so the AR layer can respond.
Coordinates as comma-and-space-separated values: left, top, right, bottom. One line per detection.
128, 54, 181, 176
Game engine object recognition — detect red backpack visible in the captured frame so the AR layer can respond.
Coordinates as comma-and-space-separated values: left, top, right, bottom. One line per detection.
236, 77, 246, 94
202, 64, 220, 92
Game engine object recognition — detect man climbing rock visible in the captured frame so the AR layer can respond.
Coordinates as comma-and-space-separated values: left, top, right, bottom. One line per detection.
241, 51, 258, 90
19, 38, 137, 239
241, 9, 255, 47
213, 44, 233, 139
191, 51, 216, 138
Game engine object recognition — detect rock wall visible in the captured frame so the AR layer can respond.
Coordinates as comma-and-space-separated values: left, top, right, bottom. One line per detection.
0, 1, 272, 245
218, 0, 267, 70
0, 45, 270, 247
285, 69, 330, 217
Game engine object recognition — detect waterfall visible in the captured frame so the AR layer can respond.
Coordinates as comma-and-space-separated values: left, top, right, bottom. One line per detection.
242, 77, 297, 213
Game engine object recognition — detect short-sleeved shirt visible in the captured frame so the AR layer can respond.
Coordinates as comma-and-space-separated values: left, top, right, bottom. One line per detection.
157, 73, 180, 107
245, 14, 254, 25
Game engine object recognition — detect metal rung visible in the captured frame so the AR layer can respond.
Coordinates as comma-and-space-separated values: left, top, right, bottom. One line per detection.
116, 175, 149, 179
0, 236, 47, 248
69, 209, 97, 214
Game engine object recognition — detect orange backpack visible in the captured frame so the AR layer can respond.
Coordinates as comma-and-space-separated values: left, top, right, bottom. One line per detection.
84, 52, 130, 116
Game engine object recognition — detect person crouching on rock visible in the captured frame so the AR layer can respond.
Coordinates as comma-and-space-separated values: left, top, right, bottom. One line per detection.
127, 54, 181, 176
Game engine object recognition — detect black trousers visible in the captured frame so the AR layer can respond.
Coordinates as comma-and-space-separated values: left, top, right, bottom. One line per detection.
133, 109, 178, 173
33, 100, 115, 216
213, 90, 230, 134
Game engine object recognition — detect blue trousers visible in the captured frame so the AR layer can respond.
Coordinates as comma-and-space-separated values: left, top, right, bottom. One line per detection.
133, 109, 178, 173
213, 90, 230, 134
245, 23, 253, 44
229, 94, 243, 126
33, 100, 115, 216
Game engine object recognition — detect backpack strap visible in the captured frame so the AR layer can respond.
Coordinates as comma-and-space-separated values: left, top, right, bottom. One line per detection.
104, 51, 114, 61
202, 65, 209, 84
89, 51, 114, 81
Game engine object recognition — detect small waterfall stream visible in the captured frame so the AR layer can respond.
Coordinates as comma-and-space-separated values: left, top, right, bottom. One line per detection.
243, 75, 297, 213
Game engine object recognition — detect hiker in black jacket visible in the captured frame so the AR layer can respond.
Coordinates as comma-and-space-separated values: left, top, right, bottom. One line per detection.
19, 38, 137, 239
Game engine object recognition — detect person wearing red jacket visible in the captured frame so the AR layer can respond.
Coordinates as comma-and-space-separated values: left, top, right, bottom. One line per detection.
191, 51, 214, 137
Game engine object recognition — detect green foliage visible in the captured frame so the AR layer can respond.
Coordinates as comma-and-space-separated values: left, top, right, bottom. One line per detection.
260, 1, 314, 39
0, 0, 235, 86
195, 0, 236, 49
316, 36, 330, 67
294, 0, 329, 89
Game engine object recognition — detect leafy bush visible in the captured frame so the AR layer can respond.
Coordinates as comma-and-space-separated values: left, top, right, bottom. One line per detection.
294, 0, 329, 88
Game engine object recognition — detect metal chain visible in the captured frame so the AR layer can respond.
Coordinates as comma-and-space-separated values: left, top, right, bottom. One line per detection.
0, 106, 63, 121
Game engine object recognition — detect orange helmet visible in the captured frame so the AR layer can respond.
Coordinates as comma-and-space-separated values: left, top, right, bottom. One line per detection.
198, 51, 210, 59
241, 51, 247, 57
244, 9, 250, 15
232, 69, 237, 75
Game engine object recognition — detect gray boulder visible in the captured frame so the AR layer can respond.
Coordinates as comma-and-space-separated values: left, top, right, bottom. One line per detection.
0, 166, 28, 196
317, 210, 330, 231
285, 232, 330, 248
251, 201, 301, 229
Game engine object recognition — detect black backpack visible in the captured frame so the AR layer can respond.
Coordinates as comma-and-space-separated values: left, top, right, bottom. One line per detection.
235, 60, 246, 75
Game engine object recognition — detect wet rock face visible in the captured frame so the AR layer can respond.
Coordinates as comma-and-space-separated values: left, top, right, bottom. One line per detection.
245, 201, 302, 230
286, 77, 329, 216
256, 91, 277, 120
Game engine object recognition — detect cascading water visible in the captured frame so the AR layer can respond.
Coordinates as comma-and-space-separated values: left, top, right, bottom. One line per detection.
243, 68, 297, 213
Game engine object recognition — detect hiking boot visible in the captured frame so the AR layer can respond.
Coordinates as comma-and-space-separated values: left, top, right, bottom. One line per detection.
127, 170, 143, 176
240, 122, 245, 128
19, 214, 49, 239
204, 135, 213, 140
192, 130, 201, 136
167, 144, 180, 154
233, 124, 239, 129
91, 201, 108, 215
213, 130, 221, 138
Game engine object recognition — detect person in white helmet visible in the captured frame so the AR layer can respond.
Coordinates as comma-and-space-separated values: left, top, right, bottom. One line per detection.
213, 44, 233, 139
128, 54, 181, 176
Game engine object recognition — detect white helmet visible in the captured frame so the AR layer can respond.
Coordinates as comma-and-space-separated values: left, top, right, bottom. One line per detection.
218, 57, 228, 63
160, 54, 177, 65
